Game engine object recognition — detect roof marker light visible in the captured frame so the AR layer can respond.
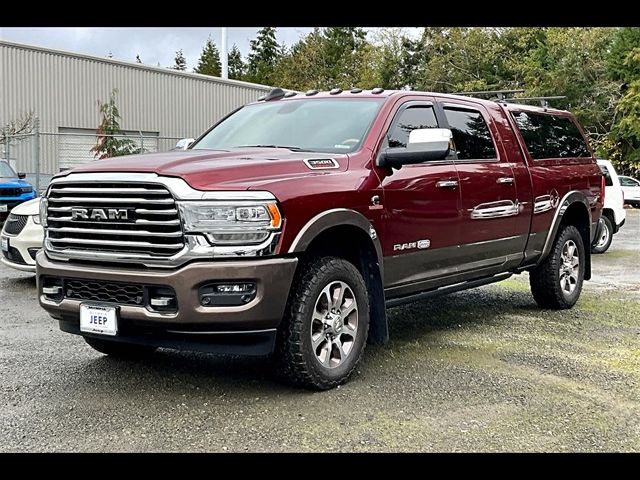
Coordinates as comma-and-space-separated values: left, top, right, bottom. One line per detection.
305, 89, 319, 96
284, 91, 297, 98
372, 87, 384, 94
350, 88, 363, 93
329, 88, 342, 95
264, 88, 286, 101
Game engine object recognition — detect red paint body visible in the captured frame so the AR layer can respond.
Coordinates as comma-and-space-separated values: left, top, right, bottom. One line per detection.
69, 91, 602, 288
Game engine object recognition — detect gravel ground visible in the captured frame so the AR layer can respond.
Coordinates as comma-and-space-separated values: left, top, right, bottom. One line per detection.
1, 210, 639, 452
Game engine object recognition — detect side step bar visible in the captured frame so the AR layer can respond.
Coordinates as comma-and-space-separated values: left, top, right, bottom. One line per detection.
385, 272, 512, 308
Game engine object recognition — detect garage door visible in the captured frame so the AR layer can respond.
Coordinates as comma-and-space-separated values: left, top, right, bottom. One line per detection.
58, 128, 159, 171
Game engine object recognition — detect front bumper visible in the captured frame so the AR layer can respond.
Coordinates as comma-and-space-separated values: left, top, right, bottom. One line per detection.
1, 216, 43, 272
36, 252, 298, 355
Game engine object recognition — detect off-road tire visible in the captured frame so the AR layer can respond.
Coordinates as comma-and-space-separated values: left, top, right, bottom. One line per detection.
275, 256, 370, 390
530, 224, 585, 309
84, 336, 157, 358
591, 215, 613, 254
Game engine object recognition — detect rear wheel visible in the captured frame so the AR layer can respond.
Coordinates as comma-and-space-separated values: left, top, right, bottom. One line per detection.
530, 224, 585, 309
591, 215, 613, 254
84, 336, 157, 358
275, 256, 370, 390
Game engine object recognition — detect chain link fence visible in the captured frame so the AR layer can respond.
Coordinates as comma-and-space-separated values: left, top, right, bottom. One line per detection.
1, 131, 185, 194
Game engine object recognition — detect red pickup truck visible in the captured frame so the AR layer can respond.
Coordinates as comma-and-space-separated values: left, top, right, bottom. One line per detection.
36, 88, 604, 390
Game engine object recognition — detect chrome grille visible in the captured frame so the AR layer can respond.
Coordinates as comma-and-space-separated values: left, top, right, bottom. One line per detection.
3, 213, 28, 235
46, 182, 184, 258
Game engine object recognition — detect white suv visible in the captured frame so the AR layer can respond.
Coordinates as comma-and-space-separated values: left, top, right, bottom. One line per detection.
594, 159, 626, 253
0, 197, 43, 272
619, 175, 640, 208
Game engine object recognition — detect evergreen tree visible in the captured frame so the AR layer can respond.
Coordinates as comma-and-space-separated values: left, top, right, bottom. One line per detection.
90, 89, 139, 159
172, 50, 187, 71
246, 27, 281, 85
194, 36, 221, 77
228, 44, 245, 80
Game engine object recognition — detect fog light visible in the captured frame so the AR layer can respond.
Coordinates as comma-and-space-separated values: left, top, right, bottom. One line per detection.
199, 282, 257, 306
146, 286, 177, 312
41, 276, 64, 301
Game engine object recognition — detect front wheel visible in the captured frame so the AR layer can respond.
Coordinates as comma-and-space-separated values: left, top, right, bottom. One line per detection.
591, 215, 613, 254
275, 256, 370, 390
530, 224, 585, 309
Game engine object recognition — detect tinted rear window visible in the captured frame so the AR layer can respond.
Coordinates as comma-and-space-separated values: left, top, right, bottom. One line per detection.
511, 111, 591, 160
599, 165, 613, 186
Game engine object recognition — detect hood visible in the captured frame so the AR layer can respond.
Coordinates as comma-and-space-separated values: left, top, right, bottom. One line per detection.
63, 148, 348, 191
10, 197, 40, 215
0, 178, 32, 188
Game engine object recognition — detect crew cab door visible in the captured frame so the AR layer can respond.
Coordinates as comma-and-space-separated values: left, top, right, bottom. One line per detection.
438, 100, 530, 272
377, 99, 462, 297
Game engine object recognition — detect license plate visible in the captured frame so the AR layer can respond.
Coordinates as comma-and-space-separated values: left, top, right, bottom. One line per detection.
1, 236, 8, 252
0, 204, 7, 212
80, 304, 118, 336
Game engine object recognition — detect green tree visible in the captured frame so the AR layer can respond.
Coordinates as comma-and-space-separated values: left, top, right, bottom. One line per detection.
194, 36, 221, 77
608, 27, 640, 83
228, 44, 245, 80
272, 27, 372, 91
246, 27, 281, 85
90, 89, 139, 159
605, 45, 640, 174
172, 49, 187, 71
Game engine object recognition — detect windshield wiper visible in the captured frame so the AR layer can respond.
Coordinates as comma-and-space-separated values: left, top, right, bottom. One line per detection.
236, 144, 309, 152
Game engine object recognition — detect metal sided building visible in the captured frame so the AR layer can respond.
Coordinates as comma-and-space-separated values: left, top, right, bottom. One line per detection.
0, 40, 271, 186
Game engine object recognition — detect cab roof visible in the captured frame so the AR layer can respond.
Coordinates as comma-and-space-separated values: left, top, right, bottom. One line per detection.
250, 88, 569, 115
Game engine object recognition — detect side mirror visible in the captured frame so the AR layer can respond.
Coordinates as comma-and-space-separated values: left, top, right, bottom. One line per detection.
377, 128, 452, 169
174, 138, 195, 150
18, 172, 26, 179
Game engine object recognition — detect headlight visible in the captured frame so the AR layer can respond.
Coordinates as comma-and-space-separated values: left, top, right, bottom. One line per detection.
39, 197, 48, 227
32, 215, 41, 225
178, 201, 282, 245
20, 186, 33, 194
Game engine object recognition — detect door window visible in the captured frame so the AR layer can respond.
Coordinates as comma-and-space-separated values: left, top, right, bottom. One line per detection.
387, 106, 439, 148
443, 107, 497, 160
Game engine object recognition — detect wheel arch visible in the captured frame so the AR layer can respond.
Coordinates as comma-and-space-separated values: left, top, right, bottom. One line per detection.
539, 191, 592, 280
288, 209, 388, 345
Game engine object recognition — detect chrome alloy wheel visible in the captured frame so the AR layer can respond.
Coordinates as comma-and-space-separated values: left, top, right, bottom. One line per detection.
310, 281, 358, 368
596, 221, 610, 248
560, 239, 580, 294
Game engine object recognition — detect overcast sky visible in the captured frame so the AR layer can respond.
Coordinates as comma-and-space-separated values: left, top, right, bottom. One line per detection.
0, 27, 317, 69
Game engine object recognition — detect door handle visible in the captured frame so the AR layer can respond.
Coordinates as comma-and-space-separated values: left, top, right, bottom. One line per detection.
436, 180, 458, 188
497, 177, 515, 185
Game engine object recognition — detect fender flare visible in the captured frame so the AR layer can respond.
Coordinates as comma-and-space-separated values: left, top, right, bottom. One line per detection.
288, 208, 384, 275
288, 208, 388, 345
538, 190, 592, 264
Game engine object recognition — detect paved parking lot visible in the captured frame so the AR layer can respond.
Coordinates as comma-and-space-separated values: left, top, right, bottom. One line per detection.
1, 210, 639, 452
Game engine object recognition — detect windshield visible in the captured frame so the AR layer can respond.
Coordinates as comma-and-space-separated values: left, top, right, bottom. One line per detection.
0, 162, 17, 177
192, 98, 385, 154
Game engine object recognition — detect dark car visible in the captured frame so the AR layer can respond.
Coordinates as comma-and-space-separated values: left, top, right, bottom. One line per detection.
0, 161, 37, 223
36, 88, 604, 390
